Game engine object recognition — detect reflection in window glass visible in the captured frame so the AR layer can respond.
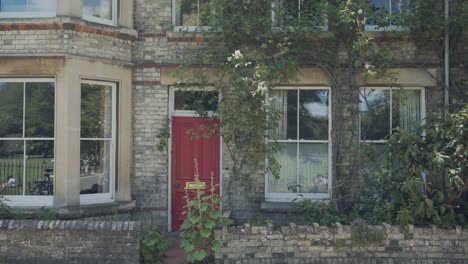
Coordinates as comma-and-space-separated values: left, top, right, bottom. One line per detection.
80, 82, 115, 196
25, 140, 54, 195
299, 90, 329, 140
80, 140, 111, 194
359, 89, 390, 140
0, 141, 23, 196
83, 0, 113, 21
174, 90, 218, 112
274, 0, 327, 29
175, 0, 212, 27
0, 0, 56, 15
268, 89, 330, 197
0, 80, 55, 196
0, 82, 23, 138
25, 82, 55, 138
359, 88, 421, 141
81, 83, 113, 139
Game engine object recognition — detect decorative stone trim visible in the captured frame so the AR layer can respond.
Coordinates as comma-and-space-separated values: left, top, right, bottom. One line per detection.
0, 22, 137, 41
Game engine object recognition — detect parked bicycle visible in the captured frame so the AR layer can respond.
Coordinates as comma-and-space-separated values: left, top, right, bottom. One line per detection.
31, 168, 54, 195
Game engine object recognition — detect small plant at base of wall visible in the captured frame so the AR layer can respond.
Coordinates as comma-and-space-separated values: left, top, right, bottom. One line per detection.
142, 227, 172, 264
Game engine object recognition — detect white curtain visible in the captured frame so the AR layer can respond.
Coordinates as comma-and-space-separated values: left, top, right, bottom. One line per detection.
397, 90, 420, 132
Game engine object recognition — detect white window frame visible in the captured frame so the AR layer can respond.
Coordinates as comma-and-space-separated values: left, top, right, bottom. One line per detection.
82, 0, 118, 26
0, 0, 56, 18
79, 80, 117, 205
359, 86, 426, 143
172, 0, 212, 32
271, 0, 328, 32
365, 0, 405, 31
0, 78, 56, 207
265, 86, 332, 202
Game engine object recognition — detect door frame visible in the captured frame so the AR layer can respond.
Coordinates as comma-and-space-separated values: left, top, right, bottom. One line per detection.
167, 87, 223, 232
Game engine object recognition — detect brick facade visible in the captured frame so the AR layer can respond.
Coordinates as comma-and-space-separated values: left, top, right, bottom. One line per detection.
0, 0, 464, 232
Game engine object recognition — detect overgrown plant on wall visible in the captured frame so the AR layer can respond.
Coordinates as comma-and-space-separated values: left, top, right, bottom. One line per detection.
169, 0, 467, 226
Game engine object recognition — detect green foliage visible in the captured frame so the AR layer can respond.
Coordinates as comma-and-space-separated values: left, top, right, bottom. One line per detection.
35, 206, 57, 220
371, 202, 396, 225
180, 160, 232, 263
142, 227, 171, 264
294, 200, 352, 226
378, 105, 468, 227
351, 219, 385, 246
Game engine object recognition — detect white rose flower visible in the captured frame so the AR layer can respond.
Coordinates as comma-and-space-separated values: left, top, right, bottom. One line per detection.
227, 56, 232, 62
233, 50, 243, 60
357, 9, 363, 15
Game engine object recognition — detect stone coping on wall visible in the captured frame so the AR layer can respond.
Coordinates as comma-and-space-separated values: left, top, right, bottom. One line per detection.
215, 223, 468, 263
0, 219, 140, 232
4, 200, 136, 220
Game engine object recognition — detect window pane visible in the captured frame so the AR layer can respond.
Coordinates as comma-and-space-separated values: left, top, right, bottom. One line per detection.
28, 0, 55, 12
270, 90, 298, 140
268, 143, 297, 193
360, 89, 390, 140
25, 82, 55, 138
392, 90, 421, 133
298, 143, 328, 193
174, 90, 218, 112
80, 140, 112, 194
0, 0, 27, 12
0, 140, 23, 195
83, 0, 113, 20
0, 82, 23, 138
299, 90, 328, 140
25, 140, 54, 195
176, 0, 211, 26
0, 0, 55, 13
391, 0, 401, 14
367, 0, 390, 25
81, 83, 113, 139
281, 0, 300, 26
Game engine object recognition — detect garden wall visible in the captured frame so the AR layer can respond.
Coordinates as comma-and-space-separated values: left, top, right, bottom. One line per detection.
0, 220, 141, 264
215, 223, 468, 264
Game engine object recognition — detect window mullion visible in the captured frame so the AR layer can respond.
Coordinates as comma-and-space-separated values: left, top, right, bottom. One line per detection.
197, 0, 200, 27
298, 0, 301, 22
389, 88, 393, 134
296, 89, 300, 193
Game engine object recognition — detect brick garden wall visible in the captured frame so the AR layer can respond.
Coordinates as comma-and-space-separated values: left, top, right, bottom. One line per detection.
0, 220, 141, 264
215, 223, 468, 263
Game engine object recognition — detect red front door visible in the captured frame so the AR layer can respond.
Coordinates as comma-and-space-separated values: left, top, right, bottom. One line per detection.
171, 116, 220, 231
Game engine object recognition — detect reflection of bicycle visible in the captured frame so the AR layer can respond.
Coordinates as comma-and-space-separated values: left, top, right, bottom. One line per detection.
32, 169, 54, 195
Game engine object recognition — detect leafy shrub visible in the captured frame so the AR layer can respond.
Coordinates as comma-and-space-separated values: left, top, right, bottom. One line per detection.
379, 105, 468, 227
142, 227, 171, 264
